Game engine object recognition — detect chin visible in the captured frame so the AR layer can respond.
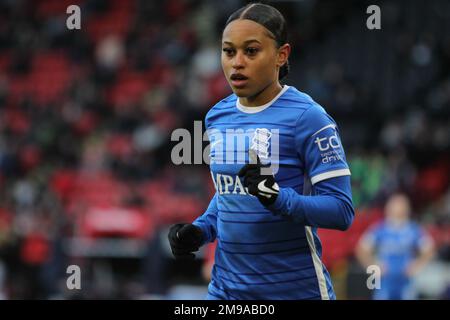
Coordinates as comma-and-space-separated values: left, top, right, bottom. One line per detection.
231, 87, 252, 97
233, 90, 246, 97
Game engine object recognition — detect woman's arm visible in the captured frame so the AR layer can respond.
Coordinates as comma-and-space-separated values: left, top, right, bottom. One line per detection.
268, 175, 354, 231
192, 193, 219, 245
277, 102, 354, 230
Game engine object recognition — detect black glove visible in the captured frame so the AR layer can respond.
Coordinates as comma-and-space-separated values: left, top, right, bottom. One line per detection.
168, 223, 204, 259
238, 150, 279, 207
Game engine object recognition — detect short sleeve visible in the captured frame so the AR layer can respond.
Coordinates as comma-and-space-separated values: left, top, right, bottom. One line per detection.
295, 104, 351, 185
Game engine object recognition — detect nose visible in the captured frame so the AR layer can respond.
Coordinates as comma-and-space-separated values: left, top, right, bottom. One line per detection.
232, 51, 245, 69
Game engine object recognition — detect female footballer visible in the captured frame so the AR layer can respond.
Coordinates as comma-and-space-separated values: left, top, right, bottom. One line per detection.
168, 3, 354, 300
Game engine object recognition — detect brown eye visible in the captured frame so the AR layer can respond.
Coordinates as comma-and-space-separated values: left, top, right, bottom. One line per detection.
245, 47, 259, 56
222, 48, 234, 56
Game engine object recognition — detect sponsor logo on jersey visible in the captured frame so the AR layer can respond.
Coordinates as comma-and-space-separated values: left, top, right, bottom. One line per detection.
312, 125, 345, 164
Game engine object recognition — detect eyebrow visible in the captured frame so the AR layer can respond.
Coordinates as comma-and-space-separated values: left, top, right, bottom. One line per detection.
222, 39, 262, 46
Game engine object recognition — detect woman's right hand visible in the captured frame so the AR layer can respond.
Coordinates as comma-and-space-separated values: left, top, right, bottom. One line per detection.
168, 223, 204, 259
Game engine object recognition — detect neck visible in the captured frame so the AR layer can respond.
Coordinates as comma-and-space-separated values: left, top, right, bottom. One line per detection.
239, 81, 283, 107
387, 217, 407, 227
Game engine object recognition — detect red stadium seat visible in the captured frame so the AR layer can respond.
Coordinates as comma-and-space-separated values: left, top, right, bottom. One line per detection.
80, 206, 153, 239
108, 71, 150, 106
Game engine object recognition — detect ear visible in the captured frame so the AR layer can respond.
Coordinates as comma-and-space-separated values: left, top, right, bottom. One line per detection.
277, 43, 291, 68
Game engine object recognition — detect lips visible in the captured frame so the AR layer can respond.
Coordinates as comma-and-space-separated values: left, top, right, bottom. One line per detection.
230, 73, 249, 88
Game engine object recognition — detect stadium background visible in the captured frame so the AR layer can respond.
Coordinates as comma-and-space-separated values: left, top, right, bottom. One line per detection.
0, 0, 448, 299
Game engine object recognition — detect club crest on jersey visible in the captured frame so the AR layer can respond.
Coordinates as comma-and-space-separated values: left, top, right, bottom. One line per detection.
250, 128, 272, 160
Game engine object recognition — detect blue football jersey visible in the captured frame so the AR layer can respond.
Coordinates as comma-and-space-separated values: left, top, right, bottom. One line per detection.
193, 85, 353, 300
361, 221, 432, 299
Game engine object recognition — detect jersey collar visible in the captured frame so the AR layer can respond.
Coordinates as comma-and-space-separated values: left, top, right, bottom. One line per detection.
236, 85, 290, 114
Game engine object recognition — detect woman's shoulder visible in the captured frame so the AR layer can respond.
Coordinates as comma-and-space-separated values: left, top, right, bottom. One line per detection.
204, 93, 237, 127
281, 86, 316, 105
276, 86, 328, 117
281, 86, 330, 119
209, 92, 237, 111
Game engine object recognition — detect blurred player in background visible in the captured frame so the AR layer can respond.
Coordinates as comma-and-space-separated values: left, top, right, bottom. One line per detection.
356, 193, 435, 300
169, 3, 354, 300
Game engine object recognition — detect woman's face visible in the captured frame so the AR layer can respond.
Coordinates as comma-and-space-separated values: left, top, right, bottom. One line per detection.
221, 19, 289, 101
385, 194, 410, 224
